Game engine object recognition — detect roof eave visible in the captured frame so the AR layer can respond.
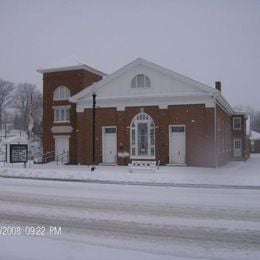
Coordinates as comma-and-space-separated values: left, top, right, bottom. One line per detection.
214, 93, 234, 115
37, 65, 106, 77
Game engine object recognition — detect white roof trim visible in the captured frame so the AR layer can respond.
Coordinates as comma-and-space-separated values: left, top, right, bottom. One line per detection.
68, 57, 238, 116
88, 92, 212, 100
37, 56, 106, 77
76, 92, 215, 112
37, 65, 106, 77
214, 93, 234, 115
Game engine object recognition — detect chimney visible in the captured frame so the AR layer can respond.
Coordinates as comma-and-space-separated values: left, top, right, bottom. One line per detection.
215, 81, 221, 92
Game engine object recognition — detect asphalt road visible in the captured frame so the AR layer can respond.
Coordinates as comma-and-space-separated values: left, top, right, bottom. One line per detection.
1, 177, 260, 259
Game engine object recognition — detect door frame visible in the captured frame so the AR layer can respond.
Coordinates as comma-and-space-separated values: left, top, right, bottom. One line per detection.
233, 137, 242, 158
102, 126, 117, 163
169, 124, 186, 164
53, 135, 70, 161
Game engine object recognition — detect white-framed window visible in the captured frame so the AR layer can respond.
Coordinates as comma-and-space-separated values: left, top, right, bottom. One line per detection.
104, 127, 117, 134
131, 74, 151, 88
53, 86, 71, 100
130, 112, 155, 159
233, 117, 242, 130
53, 106, 70, 123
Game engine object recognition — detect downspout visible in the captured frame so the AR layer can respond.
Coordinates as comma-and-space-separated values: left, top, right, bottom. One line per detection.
213, 95, 218, 168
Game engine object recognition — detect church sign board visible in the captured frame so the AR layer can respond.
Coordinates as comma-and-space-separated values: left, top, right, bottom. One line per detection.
10, 144, 28, 163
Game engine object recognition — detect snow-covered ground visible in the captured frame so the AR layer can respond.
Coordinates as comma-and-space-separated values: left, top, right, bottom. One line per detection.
0, 154, 260, 259
0, 154, 260, 187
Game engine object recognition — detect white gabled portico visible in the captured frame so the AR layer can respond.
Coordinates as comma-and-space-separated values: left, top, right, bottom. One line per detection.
69, 58, 219, 112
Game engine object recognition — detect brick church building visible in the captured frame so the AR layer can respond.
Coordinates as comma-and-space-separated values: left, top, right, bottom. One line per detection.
38, 57, 248, 167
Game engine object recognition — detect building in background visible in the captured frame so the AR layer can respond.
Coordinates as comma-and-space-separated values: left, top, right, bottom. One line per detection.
250, 131, 260, 153
38, 58, 248, 167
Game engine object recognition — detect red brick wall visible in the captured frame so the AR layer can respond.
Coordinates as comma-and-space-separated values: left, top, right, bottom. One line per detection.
167, 105, 215, 167
75, 104, 217, 167
42, 69, 102, 163
41, 69, 245, 168
253, 140, 260, 153
216, 105, 232, 166
42, 68, 237, 167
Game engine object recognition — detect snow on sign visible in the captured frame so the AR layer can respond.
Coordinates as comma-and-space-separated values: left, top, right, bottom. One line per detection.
10, 144, 28, 163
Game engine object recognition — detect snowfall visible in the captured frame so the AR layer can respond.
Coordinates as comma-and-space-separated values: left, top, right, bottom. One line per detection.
0, 154, 260, 260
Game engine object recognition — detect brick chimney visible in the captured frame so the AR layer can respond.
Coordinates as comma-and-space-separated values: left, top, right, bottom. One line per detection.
215, 81, 221, 92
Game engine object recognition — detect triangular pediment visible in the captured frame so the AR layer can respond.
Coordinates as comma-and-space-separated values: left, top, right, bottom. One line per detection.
70, 58, 217, 103
69, 58, 234, 112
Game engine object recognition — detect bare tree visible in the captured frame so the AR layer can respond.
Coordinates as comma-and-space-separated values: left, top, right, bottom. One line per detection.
31, 90, 43, 141
0, 79, 14, 129
13, 83, 36, 132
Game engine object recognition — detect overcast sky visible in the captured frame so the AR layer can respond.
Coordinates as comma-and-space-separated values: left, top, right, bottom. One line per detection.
0, 0, 259, 108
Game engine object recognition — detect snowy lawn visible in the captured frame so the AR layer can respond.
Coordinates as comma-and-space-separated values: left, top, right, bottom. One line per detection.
0, 154, 259, 186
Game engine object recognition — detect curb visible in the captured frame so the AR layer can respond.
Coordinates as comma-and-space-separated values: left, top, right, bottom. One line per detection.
1, 175, 260, 190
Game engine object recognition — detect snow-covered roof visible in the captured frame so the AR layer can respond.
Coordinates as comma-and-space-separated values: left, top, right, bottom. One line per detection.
37, 55, 106, 77
250, 131, 260, 141
3, 136, 28, 144
0, 129, 27, 139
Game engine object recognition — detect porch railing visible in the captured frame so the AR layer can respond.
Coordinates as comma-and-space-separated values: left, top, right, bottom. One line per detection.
56, 151, 69, 165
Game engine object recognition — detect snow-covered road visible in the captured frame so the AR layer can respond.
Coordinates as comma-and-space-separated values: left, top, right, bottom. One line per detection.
1, 177, 260, 259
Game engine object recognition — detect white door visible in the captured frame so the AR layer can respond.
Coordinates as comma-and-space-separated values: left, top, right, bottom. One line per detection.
55, 136, 69, 161
233, 138, 242, 158
169, 125, 186, 164
103, 127, 117, 163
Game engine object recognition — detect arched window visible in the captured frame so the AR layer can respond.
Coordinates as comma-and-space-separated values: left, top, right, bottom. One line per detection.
53, 86, 71, 100
131, 74, 151, 88
130, 112, 155, 158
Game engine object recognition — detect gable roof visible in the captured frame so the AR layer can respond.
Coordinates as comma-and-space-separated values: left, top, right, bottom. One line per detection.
67, 57, 238, 115
70, 57, 219, 102
37, 55, 106, 77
